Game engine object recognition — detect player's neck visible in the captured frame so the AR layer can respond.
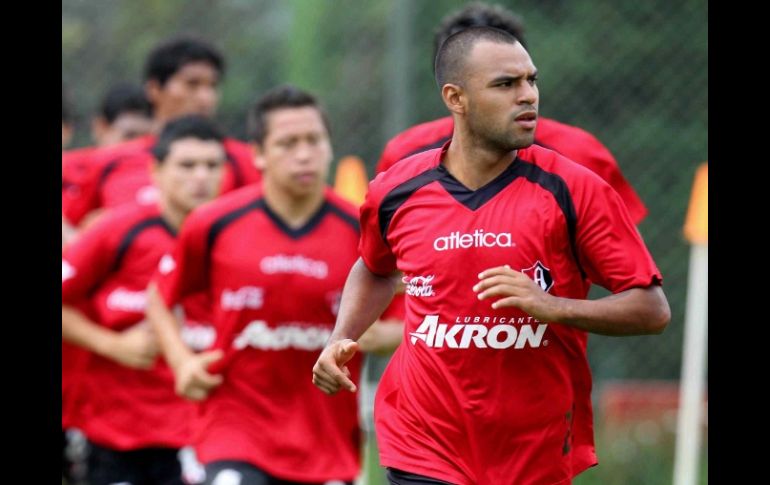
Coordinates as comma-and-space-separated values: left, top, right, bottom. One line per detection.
157, 199, 187, 232
444, 129, 517, 190
263, 181, 326, 229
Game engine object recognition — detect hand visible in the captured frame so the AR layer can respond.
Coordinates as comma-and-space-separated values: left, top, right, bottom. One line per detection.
109, 321, 159, 369
357, 320, 403, 356
172, 350, 224, 401
473, 265, 559, 322
312, 339, 359, 395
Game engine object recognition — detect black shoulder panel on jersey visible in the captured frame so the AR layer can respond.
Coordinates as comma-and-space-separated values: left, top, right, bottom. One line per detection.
206, 197, 264, 254
97, 157, 123, 190
511, 161, 586, 278
326, 201, 360, 233
112, 217, 176, 272
379, 168, 444, 245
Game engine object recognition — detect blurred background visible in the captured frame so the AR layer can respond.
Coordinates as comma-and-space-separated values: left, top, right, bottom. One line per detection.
62, 1, 708, 484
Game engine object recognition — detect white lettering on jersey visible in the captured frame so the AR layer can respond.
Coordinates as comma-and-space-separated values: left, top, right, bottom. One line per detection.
233, 320, 331, 351
158, 254, 176, 275
402, 274, 436, 297
410, 315, 547, 349
106, 288, 147, 313
221, 287, 264, 311
62, 260, 76, 282
433, 230, 514, 251
260, 254, 328, 279
181, 324, 217, 351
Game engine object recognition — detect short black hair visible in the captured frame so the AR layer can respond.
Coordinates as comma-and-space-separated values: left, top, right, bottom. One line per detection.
99, 82, 152, 123
434, 2, 527, 61
144, 35, 225, 86
152, 115, 224, 163
434, 26, 519, 88
247, 84, 331, 146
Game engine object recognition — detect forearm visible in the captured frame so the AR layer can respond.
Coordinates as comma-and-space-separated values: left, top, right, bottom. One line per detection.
328, 258, 398, 343
146, 284, 193, 371
551, 286, 670, 336
62, 305, 116, 357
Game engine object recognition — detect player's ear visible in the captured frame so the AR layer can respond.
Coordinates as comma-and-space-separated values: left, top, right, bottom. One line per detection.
251, 142, 266, 171
441, 83, 465, 116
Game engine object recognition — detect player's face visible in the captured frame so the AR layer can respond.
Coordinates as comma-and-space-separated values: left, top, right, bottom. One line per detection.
462, 41, 539, 152
154, 137, 225, 213
258, 107, 332, 199
149, 61, 220, 120
95, 112, 153, 146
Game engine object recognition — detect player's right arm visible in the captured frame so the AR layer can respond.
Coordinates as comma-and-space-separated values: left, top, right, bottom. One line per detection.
146, 210, 223, 401
62, 217, 158, 369
313, 258, 398, 394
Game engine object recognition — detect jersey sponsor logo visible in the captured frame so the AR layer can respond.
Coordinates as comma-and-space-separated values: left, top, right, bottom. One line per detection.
433, 229, 514, 251
522, 260, 554, 292
106, 288, 147, 313
62, 260, 76, 282
260, 254, 328, 279
221, 286, 264, 311
233, 320, 331, 351
181, 324, 216, 351
136, 185, 159, 205
158, 254, 176, 275
402, 274, 436, 297
409, 314, 548, 349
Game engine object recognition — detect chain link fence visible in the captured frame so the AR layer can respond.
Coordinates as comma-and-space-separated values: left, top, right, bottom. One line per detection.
63, 1, 708, 483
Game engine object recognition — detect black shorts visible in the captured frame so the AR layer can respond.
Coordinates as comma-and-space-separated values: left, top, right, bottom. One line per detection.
204, 460, 353, 485
386, 468, 455, 485
87, 441, 184, 485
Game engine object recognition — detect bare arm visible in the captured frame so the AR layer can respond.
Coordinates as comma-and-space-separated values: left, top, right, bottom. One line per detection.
62, 304, 158, 369
145, 284, 222, 401
312, 258, 397, 394
473, 265, 670, 336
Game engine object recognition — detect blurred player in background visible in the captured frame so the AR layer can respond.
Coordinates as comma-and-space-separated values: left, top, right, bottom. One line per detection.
62, 116, 226, 485
148, 85, 388, 485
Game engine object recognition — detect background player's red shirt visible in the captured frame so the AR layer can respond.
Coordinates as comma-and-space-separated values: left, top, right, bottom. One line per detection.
376, 116, 647, 224
361, 143, 662, 485
63, 136, 261, 225
156, 185, 362, 482
62, 203, 207, 451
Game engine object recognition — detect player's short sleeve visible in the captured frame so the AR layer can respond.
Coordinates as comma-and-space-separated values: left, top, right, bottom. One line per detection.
375, 138, 401, 175
573, 174, 662, 293
62, 217, 118, 303
358, 180, 397, 276
153, 209, 212, 307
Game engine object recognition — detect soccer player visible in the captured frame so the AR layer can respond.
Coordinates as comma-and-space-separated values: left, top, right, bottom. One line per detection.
62, 115, 226, 485
147, 85, 364, 485
376, 2, 647, 225
62, 82, 153, 246
313, 27, 670, 484
63, 35, 261, 229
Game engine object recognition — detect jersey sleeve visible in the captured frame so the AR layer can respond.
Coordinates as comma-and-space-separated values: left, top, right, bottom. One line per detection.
558, 131, 648, 225
572, 174, 662, 293
358, 178, 397, 276
153, 208, 212, 307
375, 137, 401, 175
62, 217, 119, 304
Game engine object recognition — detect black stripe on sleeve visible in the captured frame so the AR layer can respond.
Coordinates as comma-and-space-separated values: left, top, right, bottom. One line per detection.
112, 217, 176, 272
378, 168, 443, 245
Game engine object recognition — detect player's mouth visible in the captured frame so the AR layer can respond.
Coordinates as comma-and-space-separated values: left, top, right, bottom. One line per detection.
514, 111, 537, 130
294, 172, 318, 184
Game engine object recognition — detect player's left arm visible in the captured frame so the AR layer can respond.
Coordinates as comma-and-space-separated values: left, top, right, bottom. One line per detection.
474, 266, 668, 336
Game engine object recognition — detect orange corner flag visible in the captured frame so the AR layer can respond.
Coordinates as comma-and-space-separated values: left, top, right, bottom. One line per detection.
683, 163, 708, 244
334, 156, 369, 207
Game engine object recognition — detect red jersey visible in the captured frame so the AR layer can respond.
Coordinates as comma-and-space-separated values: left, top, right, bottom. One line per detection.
62, 203, 207, 450
63, 135, 261, 225
361, 143, 662, 484
376, 116, 647, 224
156, 185, 362, 482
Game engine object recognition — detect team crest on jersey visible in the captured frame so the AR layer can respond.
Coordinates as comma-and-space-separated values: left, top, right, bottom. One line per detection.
158, 254, 176, 275
522, 260, 554, 292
